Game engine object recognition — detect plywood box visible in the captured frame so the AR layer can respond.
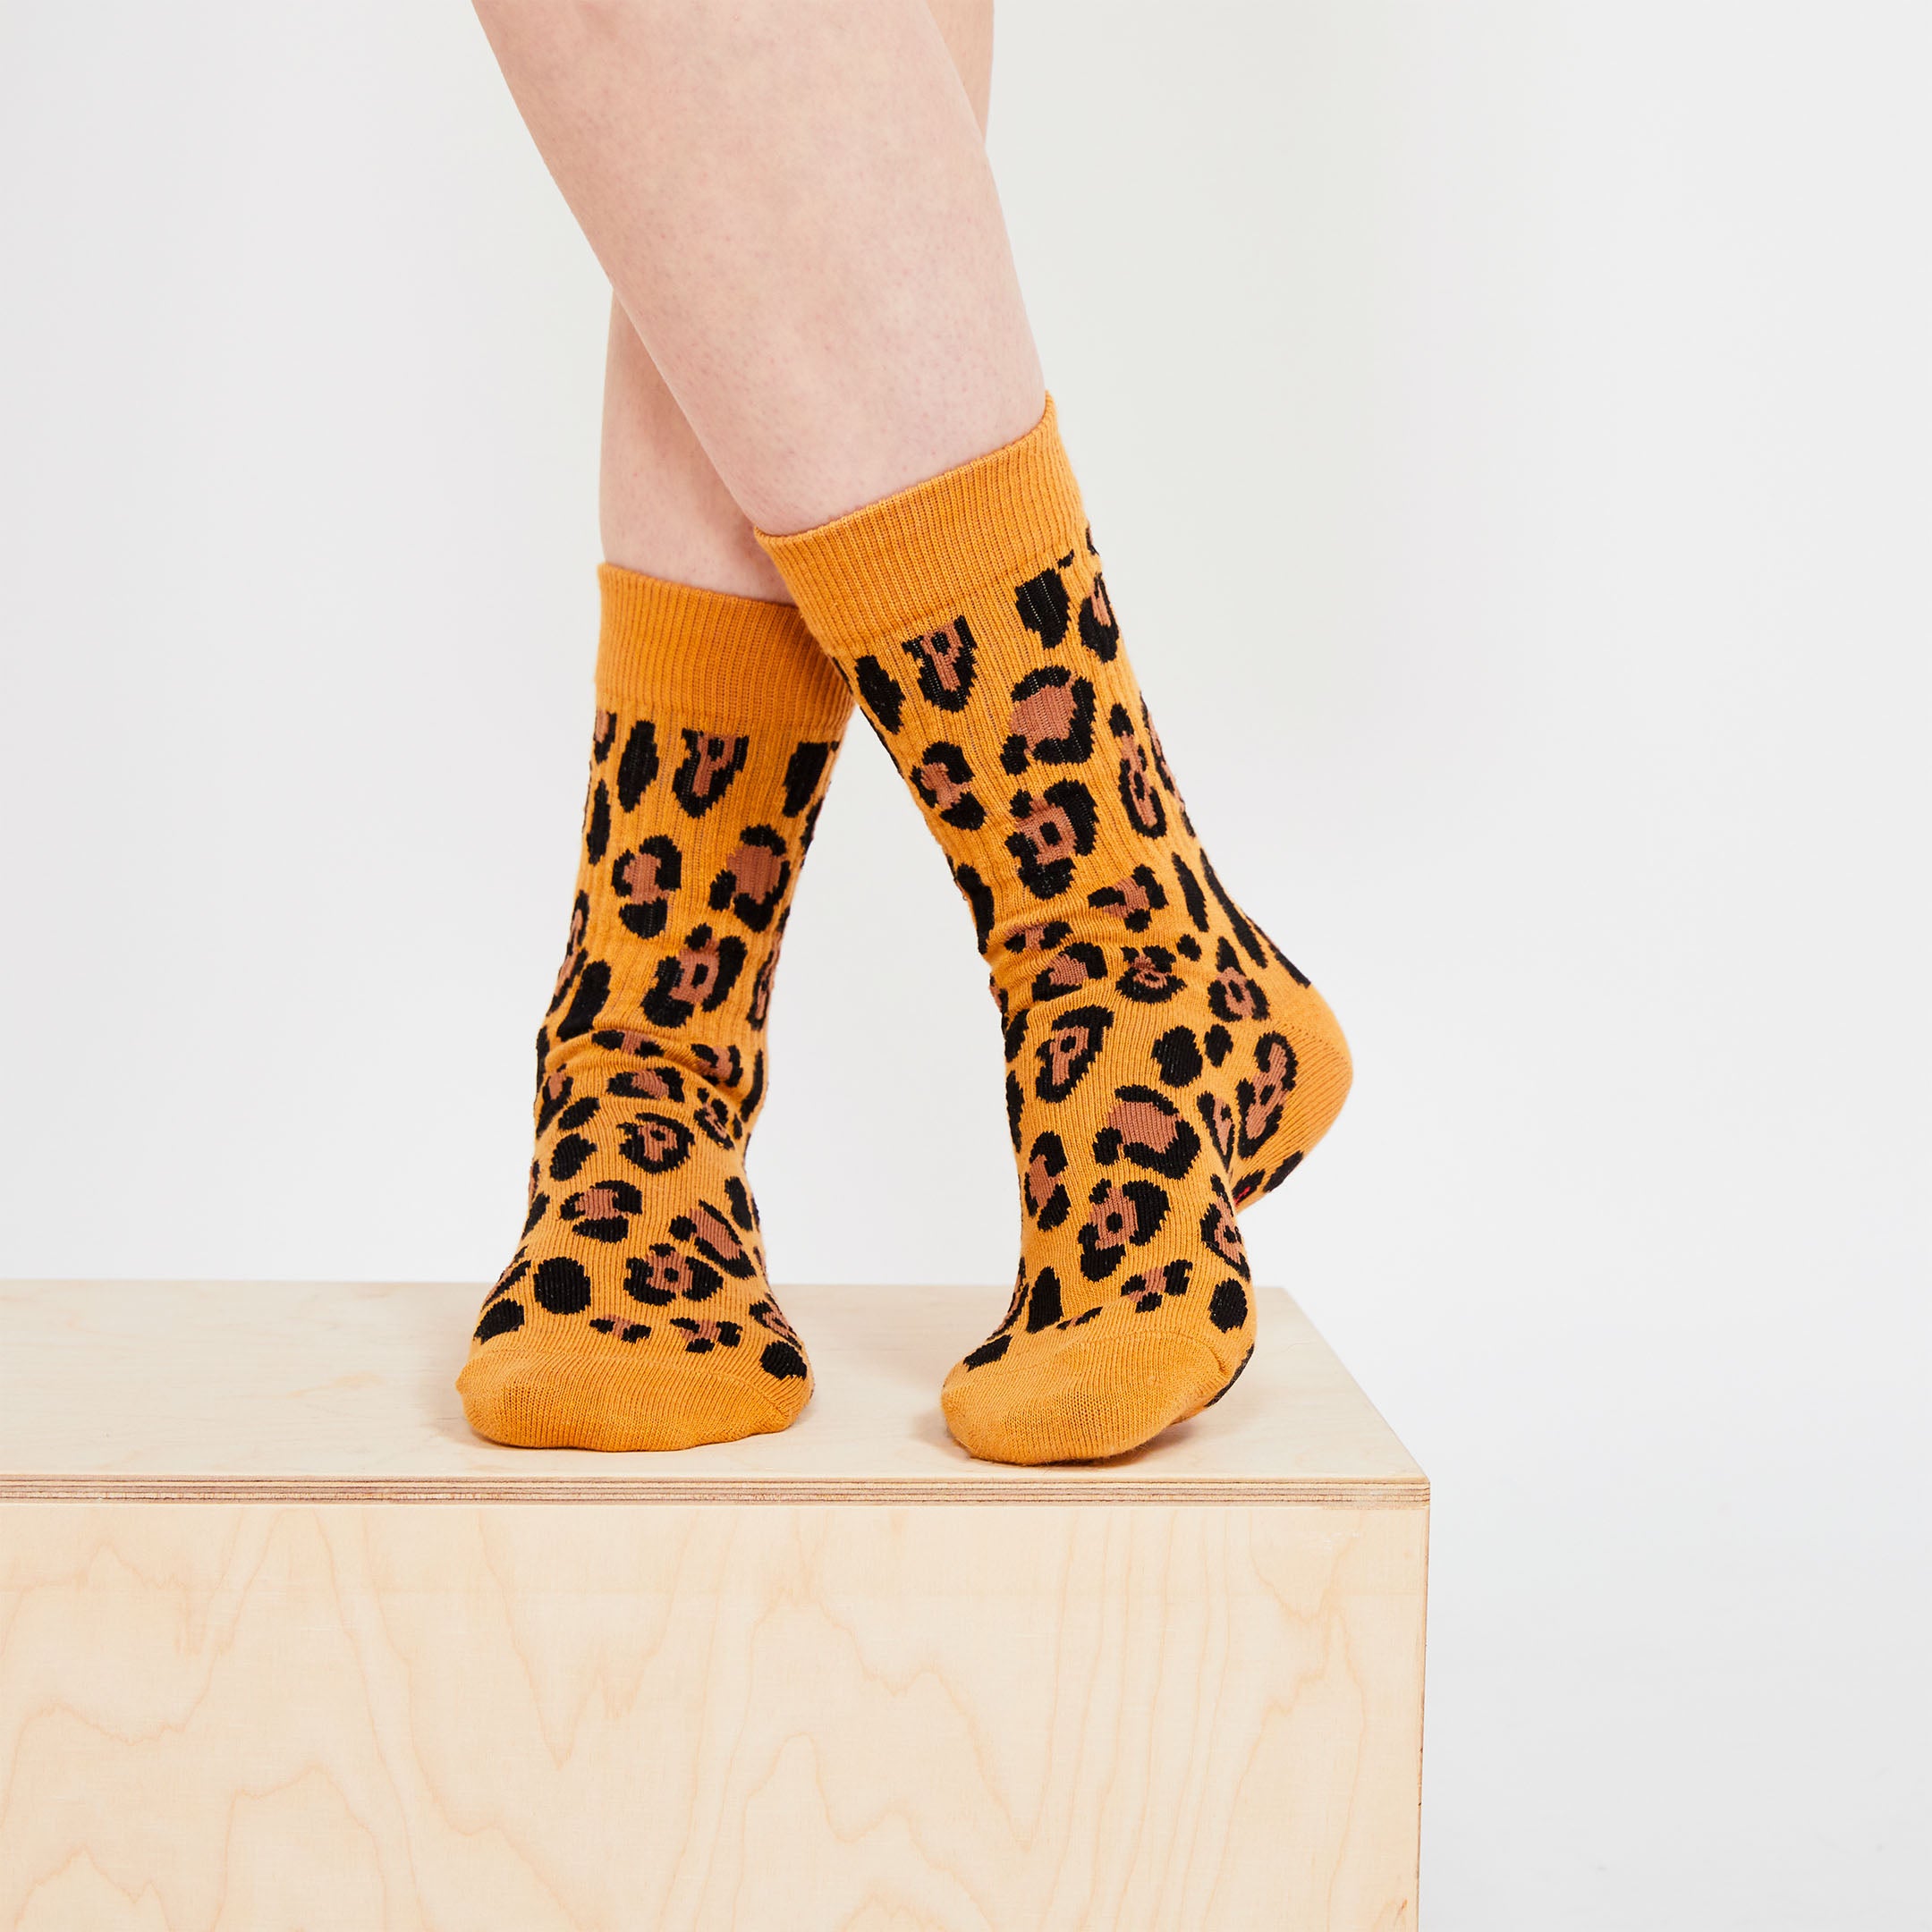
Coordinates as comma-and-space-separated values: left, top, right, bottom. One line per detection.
0, 1281, 1426, 1930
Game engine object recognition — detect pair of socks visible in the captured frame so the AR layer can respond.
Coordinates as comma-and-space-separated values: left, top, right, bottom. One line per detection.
457, 402, 1350, 1464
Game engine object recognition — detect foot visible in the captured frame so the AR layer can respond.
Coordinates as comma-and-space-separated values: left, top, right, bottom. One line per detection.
759, 402, 1350, 1465
455, 567, 850, 1450
457, 1028, 811, 1451
939, 844, 1345, 1463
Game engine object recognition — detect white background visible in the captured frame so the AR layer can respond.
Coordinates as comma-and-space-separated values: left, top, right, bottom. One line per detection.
3, 2, 1928, 1924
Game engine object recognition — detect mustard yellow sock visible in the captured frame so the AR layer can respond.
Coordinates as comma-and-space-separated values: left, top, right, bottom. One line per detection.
457, 566, 851, 1450
761, 401, 1351, 1465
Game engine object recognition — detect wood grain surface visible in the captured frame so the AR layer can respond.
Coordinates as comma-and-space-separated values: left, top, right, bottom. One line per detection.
0, 1504, 1423, 1931
0, 1283, 1427, 1928
0, 1282, 1426, 1507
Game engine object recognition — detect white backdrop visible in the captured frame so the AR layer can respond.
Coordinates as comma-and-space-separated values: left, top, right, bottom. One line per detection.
3, 3, 1928, 1925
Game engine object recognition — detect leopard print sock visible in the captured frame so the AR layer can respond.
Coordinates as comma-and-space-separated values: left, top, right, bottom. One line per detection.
760, 400, 1351, 1465
456, 566, 850, 1450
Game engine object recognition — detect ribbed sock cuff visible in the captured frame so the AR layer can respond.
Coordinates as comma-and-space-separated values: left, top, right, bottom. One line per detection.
754, 397, 1087, 659
596, 564, 854, 734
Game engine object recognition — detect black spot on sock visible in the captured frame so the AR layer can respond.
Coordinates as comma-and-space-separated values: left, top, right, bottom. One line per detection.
589, 1317, 614, 1333
1261, 925, 1312, 987
1151, 1026, 1204, 1087
1005, 1070, 1024, 1150
622, 1322, 650, 1343
783, 741, 834, 815
724, 1174, 757, 1230
585, 781, 611, 863
475, 1299, 524, 1343
964, 1332, 1012, 1369
1014, 565, 1071, 648
617, 719, 659, 809
1077, 572, 1121, 660
1200, 852, 1268, 965
1024, 1266, 1064, 1332
854, 657, 905, 733
1172, 854, 1211, 931
1209, 1278, 1250, 1333
534, 1256, 592, 1315
953, 861, 995, 953
1004, 1007, 1029, 1063
1204, 1024, 1233, 1067
556, 960, 611, 1040
548, 1133, 595, 1180
761, 1341, 809, 1381
557, 1097, 598, 1131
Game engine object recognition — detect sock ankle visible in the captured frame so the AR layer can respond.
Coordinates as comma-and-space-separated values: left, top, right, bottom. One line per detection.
760, 400, 1350, 1464
457, 566, 851, 1451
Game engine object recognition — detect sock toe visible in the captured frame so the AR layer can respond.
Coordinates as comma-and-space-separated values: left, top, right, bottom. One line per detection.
458, 1339, 803, 1452
941, 1310, 1233, 1465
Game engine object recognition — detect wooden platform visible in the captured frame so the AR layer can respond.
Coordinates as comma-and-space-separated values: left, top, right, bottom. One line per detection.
0, 1281, 1427, 1930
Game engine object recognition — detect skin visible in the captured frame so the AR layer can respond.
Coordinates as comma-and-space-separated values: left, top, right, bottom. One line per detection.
472, 0, 1042, 569
596, 0, 995, 598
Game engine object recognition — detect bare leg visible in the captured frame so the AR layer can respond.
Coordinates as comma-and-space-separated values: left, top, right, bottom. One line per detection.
596, 0, 996, 593
598, 306, 790, 597
475, 0, 1040, 534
